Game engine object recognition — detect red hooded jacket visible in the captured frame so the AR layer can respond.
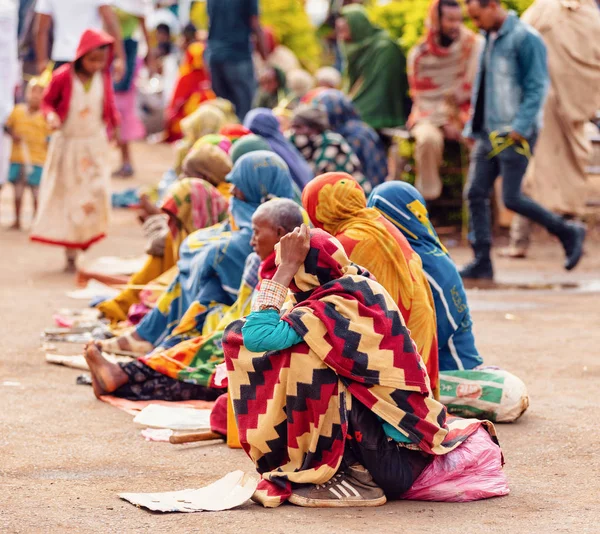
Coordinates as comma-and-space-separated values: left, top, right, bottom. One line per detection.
42, 29, 120, 131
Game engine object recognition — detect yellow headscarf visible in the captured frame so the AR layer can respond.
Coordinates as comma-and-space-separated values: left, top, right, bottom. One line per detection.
302, 173, 438, 390
204, 98, 239, 124
180, 104, 227, 144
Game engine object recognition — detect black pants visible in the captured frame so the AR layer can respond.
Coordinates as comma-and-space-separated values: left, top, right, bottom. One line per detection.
465, 135, 570, 249
115, 360, 222, 402
344, 400, 431, 499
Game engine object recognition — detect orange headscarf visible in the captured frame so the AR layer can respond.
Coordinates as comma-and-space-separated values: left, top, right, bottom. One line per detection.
302, 172, 439, 392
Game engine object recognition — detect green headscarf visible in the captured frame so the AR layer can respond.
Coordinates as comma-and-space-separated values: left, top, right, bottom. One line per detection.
230, 134, 272, 163
340, 5, 408, 129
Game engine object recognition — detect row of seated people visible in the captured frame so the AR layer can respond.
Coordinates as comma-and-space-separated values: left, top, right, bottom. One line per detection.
85, 174, 509, 510
80, 92, 523, 508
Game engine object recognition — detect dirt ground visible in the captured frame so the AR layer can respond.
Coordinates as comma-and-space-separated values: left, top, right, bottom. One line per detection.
1, 142, 599, 534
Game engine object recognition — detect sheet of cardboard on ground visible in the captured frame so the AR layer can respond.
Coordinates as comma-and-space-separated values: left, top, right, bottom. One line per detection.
76, 255, 148, 286
78, 255, 147, 276
66, 280, 120, 300
46, 353, 132, 371
132, 404, 212, 430
118, 470, 258, 513
98, 395, 215, 415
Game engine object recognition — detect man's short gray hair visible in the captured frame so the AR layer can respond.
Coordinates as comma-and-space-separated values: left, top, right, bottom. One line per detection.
253, 199, 304, 233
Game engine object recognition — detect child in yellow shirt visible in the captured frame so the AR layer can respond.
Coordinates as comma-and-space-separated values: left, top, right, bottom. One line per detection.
4, 79, 50, 229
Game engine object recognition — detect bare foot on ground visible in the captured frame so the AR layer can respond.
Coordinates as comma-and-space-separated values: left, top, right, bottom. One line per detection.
84, 342, 128, 398
99, 331, 154, 355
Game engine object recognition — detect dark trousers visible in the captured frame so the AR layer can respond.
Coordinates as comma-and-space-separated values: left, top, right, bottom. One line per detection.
208, 58, 256, 121
116, 360, 222, 402
464, 135, 569, 248
344, 400, 431, 500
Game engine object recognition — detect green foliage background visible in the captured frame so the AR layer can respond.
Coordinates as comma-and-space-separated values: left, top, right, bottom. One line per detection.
367, 0, 535, 54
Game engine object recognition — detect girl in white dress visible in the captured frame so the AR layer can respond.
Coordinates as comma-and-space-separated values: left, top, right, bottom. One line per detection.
31, 29, 120, 271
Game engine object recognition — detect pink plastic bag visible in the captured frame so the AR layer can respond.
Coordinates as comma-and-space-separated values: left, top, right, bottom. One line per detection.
402, 427, 510, 502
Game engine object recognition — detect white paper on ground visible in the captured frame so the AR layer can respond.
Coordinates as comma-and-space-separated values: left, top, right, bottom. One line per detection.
54, 308, 102, 327
78, 255, 147, 276
56, 308, 103, 319
119, 470, 258, 513
66, 280, 120, 300
140, 428, 173, 442
132, 404, 212, 430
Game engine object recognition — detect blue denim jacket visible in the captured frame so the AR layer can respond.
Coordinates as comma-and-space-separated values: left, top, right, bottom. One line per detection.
464, 12, 548, 139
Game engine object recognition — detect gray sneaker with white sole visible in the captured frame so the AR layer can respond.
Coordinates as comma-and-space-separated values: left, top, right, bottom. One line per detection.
288, 464, 386, 508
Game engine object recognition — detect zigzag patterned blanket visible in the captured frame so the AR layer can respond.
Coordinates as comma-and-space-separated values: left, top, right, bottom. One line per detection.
223, 230, 495, 507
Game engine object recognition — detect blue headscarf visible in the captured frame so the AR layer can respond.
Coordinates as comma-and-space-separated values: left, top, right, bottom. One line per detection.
312, 90, 388, 187
244, 108, 314, 190
136, 151, 296, 349
226, 150, 296, 228
367, 181, 483, 371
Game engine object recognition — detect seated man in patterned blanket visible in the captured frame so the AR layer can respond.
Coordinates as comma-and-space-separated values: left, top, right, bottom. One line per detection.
223, 225, 498, 508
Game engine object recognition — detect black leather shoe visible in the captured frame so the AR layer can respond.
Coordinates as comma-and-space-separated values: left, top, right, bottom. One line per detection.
459, 257, 494, 280
561, 222, 586, 271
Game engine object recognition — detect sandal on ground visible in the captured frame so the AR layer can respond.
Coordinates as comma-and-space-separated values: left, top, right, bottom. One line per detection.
112, 164, 134, 178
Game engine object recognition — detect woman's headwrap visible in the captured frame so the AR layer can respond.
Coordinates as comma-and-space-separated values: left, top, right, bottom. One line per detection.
244, 108, 314, 189
313, 89, 361, 131
312, 89, 389, 186
301, 172, 417, 330
286, 69, 316, 98
226, 150, 296, 228
291, 104, 330, 133
226, 150, 294, 207
230, 134, 272, 163
192, 133, 232, 155
207, 98, 239, 124
301, 172, 377, 236
161, 177, 229, 242
219, 124, 252, 144
315, 66, 342, 89
181, 142, 233, 186
367, 181, 448, 255
367, 181, 484, 371
180, 104, 226, 144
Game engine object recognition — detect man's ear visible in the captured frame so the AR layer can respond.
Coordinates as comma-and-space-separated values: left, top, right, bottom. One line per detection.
276, 226, 286, 237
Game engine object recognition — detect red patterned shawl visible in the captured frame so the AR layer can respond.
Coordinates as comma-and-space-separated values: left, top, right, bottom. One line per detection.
223, 229, 495, 507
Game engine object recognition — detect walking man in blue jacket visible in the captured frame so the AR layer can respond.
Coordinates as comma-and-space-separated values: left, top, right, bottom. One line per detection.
461, 0, 586, 280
